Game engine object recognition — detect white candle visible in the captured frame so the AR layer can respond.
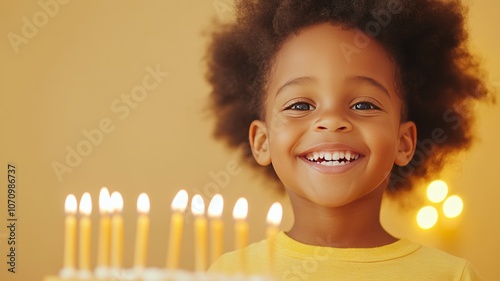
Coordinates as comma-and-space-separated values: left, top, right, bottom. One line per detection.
134, 193, 150, 270
208, 194, 224, 265
266, 202, 282, 275
233, 197, 248, 273
110, 192, 124, 270
192, 194, 207, 272
61, 194, 77, 278
78, 193, 92, 277
166, 189, 188, 269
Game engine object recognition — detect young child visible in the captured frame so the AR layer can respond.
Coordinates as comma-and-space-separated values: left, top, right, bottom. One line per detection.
205, 0, 492, 280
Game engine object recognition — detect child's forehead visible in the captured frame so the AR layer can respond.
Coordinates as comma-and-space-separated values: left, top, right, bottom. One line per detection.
268, 23, 400, 96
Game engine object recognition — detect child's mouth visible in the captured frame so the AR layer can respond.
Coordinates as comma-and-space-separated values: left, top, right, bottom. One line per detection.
304, 151, 360, 166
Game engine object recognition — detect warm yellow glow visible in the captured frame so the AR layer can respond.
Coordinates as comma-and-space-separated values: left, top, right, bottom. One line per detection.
191, 194, 205, 216
137, 193, 150, 214
79, 192, 92, 216
110, 191, 123, 213
443, 195, 463, 218
416, 206, 438, 229
171, 189, 189, 212
99, 187, 111, 214
427, 180, 448, 203
266, 202, 283, 226
232, 197, 248, 220
65, 194, 77, 214
208, 194, 223, 218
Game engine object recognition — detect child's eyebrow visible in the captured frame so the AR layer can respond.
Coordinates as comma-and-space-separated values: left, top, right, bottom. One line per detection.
275, 76, 315, 98
347, 76, 391, 99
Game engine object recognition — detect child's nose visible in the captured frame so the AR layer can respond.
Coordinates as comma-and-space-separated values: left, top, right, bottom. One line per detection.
313, 110, 352, 133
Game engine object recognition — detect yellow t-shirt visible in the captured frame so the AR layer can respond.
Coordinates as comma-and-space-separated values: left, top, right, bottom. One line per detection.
209, 231, 483, 281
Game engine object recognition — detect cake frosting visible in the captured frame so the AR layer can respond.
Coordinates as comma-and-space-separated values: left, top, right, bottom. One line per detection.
45, 268, 276, 281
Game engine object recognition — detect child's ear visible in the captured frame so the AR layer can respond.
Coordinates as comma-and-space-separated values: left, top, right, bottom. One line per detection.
249, 120, 271, 166
395, 121, 417, 166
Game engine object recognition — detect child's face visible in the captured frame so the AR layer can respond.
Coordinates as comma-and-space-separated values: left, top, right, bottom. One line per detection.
249, 23, 416, 208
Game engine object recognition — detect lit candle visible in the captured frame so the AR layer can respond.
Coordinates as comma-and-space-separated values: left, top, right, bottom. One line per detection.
96, 187, 111, 268
166, 189, 188, 269
266, 202, 282, 275
192, 194, 207, 272
61, 194, 77, 278
110, 192, 124, 270
134, 193, 150, 270
233, 197, 249, 273
78, 192, 92, 276
207, 194, 224, 265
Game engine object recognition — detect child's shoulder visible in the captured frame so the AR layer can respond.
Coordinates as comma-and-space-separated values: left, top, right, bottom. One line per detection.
408, 240, 471, 267
400, 241, 483, 280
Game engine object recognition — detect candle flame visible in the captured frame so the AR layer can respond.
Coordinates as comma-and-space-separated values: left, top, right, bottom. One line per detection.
79, 192, 92, 216
99, 187, 112, 214
171, 189, 188, 212
65, 194, 77, 214
266, 202, 283, 226
191, 194, 205, 216
208, 194, 223, 218
137, 193, 150, 214
110, 191, 124, 213
232, 197, 248, 220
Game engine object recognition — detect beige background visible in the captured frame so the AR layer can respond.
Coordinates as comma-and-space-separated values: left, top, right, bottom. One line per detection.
0, 0, 498, 280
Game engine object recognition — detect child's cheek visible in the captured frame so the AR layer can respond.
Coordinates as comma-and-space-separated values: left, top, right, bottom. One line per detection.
266, 110, 291, 133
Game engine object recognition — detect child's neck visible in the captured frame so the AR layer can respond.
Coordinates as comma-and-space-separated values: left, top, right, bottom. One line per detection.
285, 185, 396, 248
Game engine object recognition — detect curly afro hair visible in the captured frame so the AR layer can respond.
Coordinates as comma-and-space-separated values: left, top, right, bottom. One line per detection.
205, 0, 493, 197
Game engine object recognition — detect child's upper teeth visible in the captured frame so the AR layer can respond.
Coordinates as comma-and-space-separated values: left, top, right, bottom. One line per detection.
305, 151, 360, 161
332, 151, 339, 160
324, 153, 332, 161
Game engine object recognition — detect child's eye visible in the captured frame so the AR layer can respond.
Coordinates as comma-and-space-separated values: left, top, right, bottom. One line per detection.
351, 101, 380, 110
286, 102, 315, 111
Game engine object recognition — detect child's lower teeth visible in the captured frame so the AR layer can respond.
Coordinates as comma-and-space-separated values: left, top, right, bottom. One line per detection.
322, 161, 345, 166
314, 160, 348, 166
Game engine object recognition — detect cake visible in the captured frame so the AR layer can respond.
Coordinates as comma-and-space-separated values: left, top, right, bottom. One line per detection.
44, 268, 275, 281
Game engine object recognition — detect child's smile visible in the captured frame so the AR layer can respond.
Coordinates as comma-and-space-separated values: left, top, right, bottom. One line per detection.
250, 23, 416, 209
299, 143, 363, 173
